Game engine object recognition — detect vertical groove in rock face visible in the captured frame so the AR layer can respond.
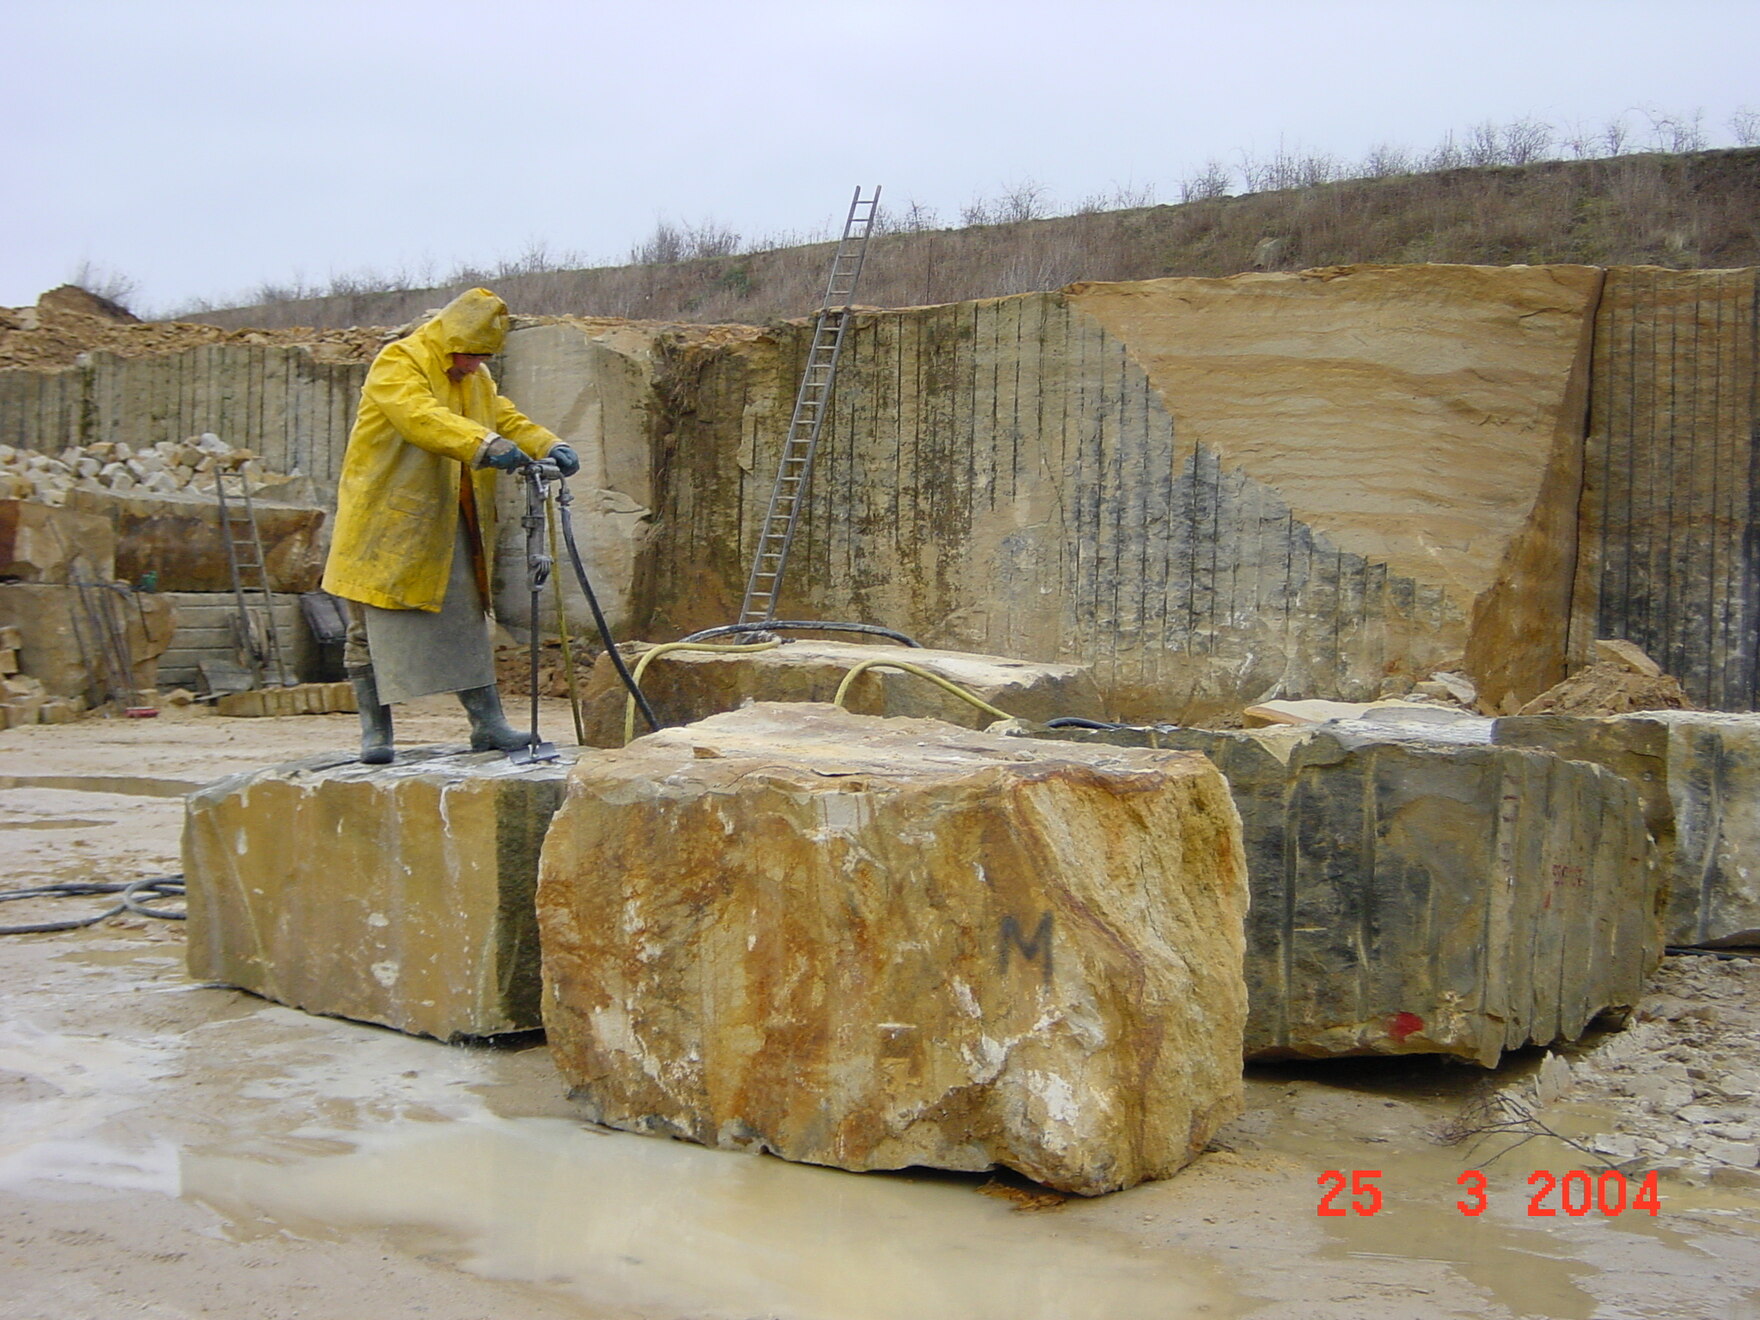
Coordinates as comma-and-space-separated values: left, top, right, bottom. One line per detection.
648, 289, 1464, 722
1577, 267, 1760, 709
535, 703, 1249, 1195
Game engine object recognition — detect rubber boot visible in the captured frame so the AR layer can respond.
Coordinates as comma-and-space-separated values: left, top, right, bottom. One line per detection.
457, 684, 532, 753
348, 667, 394, 765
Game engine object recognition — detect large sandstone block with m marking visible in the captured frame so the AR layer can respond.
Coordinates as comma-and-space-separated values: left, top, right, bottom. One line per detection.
536, 703, 1249, 1195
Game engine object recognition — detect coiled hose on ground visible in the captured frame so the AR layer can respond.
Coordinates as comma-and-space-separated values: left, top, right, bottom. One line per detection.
0, 876, 186, 936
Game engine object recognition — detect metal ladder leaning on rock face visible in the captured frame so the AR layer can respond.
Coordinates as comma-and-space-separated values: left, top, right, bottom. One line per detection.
213, 461, 293, 688
737, 185, 882, 628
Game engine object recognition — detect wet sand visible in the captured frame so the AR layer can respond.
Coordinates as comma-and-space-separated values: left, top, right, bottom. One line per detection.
2, 703, 1757, 1319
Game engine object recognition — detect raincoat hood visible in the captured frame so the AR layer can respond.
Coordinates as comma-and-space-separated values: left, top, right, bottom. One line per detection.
423, 287, 510, 356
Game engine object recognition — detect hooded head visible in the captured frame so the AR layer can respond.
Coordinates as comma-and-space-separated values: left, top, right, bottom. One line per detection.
429, 287, 510, 356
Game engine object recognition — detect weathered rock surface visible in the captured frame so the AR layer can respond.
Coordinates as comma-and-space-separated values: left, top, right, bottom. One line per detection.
0, 499, 115, 581
648, 267, 1602, 721
1570, 268, 1760, 710
0, 581, 173, 700
1496, 712, 1760, 946
537, 703, 1249, 1195
65, 488, 326, 593
487, 321, 705, 637
1009, 718, 1661, 1064
184, 747, 572, 1039
576, 639, 1105, 746
1067, 264, 1603, 713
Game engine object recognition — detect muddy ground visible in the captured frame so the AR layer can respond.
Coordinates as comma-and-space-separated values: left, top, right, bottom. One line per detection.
2, 702, 1757, 1320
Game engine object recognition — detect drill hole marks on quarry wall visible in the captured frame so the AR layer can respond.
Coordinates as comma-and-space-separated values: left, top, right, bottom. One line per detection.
8, 265, 1760, 720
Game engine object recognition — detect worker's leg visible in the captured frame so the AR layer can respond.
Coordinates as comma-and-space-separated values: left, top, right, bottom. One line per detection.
456, 683, 530, 752
343, 601, 394, 765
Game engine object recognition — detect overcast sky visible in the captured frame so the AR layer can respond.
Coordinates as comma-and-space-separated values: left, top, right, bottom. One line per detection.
6, 0, 1756, 314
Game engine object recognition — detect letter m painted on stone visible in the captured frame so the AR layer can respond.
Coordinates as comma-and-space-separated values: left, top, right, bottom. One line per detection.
998, 911, 1053, 984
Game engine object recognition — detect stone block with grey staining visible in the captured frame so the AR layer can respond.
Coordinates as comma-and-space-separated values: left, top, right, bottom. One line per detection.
536, 703, 1249, 1196
1007, 718, 1663, 1065
576, 639, 1105, 747
183, 747, 572, 1040
1496, 711, 1760, 946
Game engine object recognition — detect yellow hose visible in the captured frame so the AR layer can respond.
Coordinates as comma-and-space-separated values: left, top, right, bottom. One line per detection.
831, 659, 1013, 722
623, 640, 782, 745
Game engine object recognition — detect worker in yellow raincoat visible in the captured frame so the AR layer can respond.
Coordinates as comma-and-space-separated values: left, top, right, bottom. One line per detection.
321, 287, 579, 763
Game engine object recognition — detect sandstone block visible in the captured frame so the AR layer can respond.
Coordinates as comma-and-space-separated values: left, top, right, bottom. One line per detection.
64, 489, 326, 593
0, 581, 174, 700
578, 639, 1105, 747
1496, 711, 1760, 946
184, 747, 574, 1040
537, 702, 1249, 1195
0, 499, 116, 582
1009, 719, 1661, 1065
214, 681, 357, 717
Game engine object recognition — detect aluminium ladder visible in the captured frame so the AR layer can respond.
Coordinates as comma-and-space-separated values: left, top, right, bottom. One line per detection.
737, 185, 882, 627
214, 461, 293, 688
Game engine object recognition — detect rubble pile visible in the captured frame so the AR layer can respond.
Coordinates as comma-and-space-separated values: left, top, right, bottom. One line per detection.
0, 434, 300, 505
0, 286, 387, 371
1560, 954, 1760, 1189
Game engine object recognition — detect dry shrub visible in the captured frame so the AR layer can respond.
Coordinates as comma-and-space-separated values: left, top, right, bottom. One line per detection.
181, 148, 1760, 331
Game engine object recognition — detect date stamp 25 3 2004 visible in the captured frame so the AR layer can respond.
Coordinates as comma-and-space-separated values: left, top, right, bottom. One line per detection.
1316, 1168, 1662, 1218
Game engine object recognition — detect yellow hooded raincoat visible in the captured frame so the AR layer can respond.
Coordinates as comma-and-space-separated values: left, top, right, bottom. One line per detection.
321, 288, 560, 612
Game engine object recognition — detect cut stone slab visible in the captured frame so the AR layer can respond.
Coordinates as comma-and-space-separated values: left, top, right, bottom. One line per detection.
184, 746, 573, 1040
1242, 697, 1472, 728
65, 488, 327, 593
214, 681, 357, 717
577, 639, 1105, 747
0, 499, 115, 582
1495, 712, 1760, 946
537, 702, 1248, 1195
0, 581, 174, 700
1004, 718, 1662, 1065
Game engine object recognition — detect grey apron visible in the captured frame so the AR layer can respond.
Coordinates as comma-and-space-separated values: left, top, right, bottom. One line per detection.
363, 522, 496, 705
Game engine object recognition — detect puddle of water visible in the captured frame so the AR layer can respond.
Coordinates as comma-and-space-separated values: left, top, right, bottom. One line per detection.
1244, 1072, 1760, 1320
0, 774, 201, 798
183, 1115, 1244, 1320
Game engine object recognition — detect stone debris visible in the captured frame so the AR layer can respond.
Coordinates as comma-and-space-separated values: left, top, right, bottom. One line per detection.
213, 682, 358, 717
1517, 660, 1691, 716
184, 746, 574, 1041
0, 289, 388, 371
0, 434, 303, 508
1523, 954, 1760, 1187
537, 702, 1250, 1195
1593, 637, 1665, 678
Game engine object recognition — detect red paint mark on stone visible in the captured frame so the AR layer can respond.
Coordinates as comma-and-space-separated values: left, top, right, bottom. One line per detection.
1388, 1012, 1424, 1042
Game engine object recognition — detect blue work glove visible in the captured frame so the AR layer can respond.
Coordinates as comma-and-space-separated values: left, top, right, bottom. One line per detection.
547, 444, 581, 478
478, 434, 528, 470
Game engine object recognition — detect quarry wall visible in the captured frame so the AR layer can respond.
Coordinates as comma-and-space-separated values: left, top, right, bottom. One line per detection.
1573, 267, 1760, 710
1, 264, 1755, 718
